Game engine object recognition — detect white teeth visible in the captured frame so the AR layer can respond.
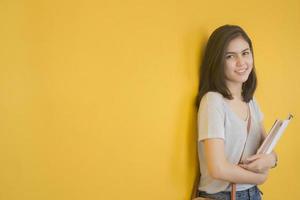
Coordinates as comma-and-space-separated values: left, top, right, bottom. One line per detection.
236, 68, 247, 73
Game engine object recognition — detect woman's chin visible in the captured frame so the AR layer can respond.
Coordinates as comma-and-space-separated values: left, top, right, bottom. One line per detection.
235, 75, 250, 83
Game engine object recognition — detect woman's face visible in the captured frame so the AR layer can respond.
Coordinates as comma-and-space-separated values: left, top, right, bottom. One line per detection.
223, 36, 253, 85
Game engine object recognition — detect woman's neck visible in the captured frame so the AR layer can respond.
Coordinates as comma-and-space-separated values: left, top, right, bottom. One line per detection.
226, 81, 243, 101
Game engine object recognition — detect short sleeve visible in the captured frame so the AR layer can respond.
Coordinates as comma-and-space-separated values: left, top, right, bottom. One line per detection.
252, 97, 264, 122
197, 92, 225, 141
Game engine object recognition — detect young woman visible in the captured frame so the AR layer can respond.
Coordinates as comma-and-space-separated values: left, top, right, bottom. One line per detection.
195, 25, 278, 200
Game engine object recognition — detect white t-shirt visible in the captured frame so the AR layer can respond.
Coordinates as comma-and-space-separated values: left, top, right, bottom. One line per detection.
197, 91, 264, 194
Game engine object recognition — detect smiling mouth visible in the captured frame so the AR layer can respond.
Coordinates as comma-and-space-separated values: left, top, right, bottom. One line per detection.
235, 68, 248, 74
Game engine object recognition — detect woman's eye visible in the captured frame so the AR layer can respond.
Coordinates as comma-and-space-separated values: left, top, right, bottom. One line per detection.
226, 55, 234, 59
243, 51, 250, 55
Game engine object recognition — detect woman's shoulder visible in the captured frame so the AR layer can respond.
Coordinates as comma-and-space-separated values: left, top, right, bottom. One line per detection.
203, 91, 224, 101
249, 96, 262, 110
201, 91, 224, 106
249, 96, 259, 105
249, 95, 264, 121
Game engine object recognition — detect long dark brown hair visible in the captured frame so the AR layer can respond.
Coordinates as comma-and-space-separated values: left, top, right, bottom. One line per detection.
196, 25, 257, 108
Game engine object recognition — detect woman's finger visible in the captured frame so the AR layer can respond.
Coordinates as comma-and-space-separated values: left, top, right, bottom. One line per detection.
246, 154, 262, 162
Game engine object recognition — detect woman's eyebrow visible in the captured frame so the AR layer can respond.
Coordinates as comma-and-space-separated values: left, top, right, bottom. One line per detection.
225, 48, 250, 54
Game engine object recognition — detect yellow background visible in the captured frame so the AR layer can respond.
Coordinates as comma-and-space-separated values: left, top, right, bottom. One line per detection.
0, 0, 299, 199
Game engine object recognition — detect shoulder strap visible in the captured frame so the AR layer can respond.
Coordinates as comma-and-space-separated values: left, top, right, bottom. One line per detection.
231, 105, 251, 200
191, 171, 200, 199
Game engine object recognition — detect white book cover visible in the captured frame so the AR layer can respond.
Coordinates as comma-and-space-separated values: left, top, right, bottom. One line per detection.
256, 114, 293, 154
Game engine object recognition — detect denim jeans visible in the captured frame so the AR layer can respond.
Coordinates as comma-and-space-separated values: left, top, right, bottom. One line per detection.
197, 186, 263, 200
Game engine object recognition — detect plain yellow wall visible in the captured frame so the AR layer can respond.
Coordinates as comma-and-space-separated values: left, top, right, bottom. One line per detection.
0, 0, 299, 199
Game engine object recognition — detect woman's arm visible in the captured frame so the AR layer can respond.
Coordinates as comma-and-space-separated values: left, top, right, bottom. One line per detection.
203, 138, 268, 185
240, 122, 278, 173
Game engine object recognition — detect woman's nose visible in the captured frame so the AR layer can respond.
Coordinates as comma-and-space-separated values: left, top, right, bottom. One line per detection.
236, 55, 246, 66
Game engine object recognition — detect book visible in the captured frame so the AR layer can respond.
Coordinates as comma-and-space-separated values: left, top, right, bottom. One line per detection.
256, 113, 293, 154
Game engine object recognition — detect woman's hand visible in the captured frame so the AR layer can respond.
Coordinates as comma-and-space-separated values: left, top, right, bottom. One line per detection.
257, 169, 269, 185
239, 153, 277, 173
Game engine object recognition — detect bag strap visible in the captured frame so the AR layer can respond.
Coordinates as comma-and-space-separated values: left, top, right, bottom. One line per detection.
231, 105, 251, 200
191, 171, 200, 199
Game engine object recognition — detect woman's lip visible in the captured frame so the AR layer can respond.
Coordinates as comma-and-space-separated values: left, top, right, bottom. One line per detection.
235, 68, 248, 73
